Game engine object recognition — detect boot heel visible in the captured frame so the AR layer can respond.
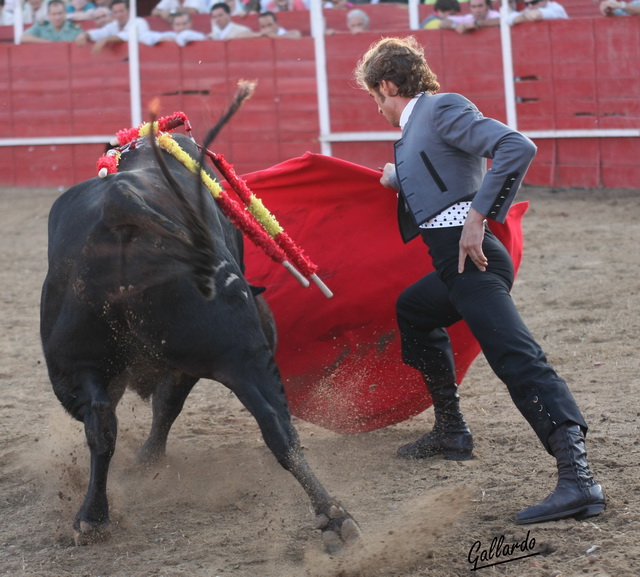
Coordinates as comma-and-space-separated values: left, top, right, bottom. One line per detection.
443, 450, 473, 461
576, 503, 606, 519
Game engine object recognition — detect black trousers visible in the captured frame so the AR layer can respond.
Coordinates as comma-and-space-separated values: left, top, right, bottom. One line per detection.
396, 225, 587, 454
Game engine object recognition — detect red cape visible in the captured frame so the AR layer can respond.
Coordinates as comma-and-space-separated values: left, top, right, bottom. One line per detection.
227, 153, 528, 434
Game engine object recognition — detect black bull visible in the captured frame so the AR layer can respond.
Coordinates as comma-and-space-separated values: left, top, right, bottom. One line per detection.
40, 133, 359, 550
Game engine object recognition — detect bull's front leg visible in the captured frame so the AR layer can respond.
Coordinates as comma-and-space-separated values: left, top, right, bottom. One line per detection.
286, 448, 362, 553
236, 384, 362, 553
64, 373, 118, 545
137, 373, 198, 465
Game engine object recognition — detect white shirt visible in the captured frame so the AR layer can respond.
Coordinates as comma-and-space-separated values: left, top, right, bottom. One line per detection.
153, 0, 208, 14
1, 0, 48, 25
399, 94, 422, 130
508, 1, 568, 24
210, 21, 251, 40
143, 28, 206, 46
449, 9, 501, 24
87, 18, 152, 43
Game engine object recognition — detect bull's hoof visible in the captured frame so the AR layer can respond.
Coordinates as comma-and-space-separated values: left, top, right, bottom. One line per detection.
136, 442, 166, 467
73, 520, 111, 546
314, 502, 362, 554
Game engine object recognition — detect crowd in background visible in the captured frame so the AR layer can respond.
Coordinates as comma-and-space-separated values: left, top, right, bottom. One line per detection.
4, 0, 362, 26
1, 0, 639, 45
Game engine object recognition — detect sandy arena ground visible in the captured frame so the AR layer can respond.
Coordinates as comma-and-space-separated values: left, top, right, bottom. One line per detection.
1, 184, 639, 577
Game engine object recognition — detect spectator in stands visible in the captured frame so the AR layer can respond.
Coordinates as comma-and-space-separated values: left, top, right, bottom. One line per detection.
324, 0, 354, 8
67, 0, 98, 21
251, 9, 301, 36
209, 1, 253, 38
75, 0, 153, 52
145, 11, 206, 44
21, 0, 84, 42
210, 0, 253, 15
236, 0, 262, 14
508, 0, 567, 25
152, 0, 206, 22
346, 7, 370, 32
1, 0, 15, 25
25, 0, 49, 24
599, 0, 640, 15
2, 0, 48, 25
90, 5, 113, 26
264, 0, 308, 12
421, 0, 461, 29
325, 6, 369, 34
440, 0, 500, 33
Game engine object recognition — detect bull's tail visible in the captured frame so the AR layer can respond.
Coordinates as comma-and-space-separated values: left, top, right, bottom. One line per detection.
148, 81, 256, 299
149, 124, 217, 299
200, 80, 256, 152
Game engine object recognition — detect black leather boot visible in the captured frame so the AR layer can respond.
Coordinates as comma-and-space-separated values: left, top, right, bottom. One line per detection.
516, 423, 606, 524
397, 378, 473, 460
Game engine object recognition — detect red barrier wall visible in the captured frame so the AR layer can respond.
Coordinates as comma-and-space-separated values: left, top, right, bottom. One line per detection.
0, 7, 639, 188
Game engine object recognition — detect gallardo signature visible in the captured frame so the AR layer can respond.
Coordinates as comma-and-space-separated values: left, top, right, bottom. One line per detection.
468, 530, 538, 571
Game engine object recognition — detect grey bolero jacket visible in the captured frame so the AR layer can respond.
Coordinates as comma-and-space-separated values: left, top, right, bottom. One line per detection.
389, 92, 537, 243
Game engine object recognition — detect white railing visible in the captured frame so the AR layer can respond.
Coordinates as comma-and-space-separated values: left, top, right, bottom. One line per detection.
1, 0, 638, 151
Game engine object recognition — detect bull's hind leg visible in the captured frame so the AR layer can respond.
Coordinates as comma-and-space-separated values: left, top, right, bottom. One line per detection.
61, 372, 118, 545
137, 373, 199, 465
234, 382, 361, 553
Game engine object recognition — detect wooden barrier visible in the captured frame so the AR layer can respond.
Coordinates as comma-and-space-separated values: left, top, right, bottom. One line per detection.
0, 12, 639, 188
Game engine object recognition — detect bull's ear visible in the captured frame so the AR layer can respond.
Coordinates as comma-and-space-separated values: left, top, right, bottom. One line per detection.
249, 284, 266, 297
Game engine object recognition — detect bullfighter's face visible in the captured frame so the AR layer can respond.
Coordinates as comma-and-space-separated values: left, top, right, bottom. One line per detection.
368, 81, 403, 128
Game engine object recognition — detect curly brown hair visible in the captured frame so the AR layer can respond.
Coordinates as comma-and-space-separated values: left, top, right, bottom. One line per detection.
354, 36, 440, 97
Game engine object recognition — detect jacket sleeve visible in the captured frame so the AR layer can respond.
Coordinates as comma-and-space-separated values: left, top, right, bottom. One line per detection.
389, 168, 400, 191
432, 93, 537, 223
